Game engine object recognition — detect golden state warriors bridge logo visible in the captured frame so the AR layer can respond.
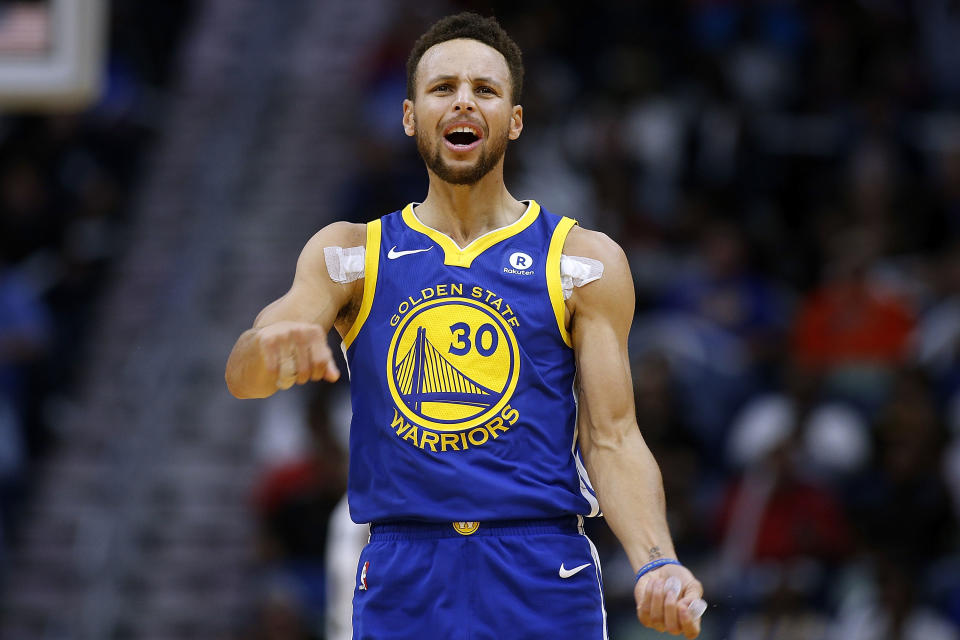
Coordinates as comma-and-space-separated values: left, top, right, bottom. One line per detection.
386, 283, 522, 452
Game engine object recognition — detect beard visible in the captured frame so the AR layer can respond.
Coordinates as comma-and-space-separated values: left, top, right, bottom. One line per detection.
415, 124, 509, 185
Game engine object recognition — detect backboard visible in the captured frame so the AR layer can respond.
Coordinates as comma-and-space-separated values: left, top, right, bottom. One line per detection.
0, 0, 107, 111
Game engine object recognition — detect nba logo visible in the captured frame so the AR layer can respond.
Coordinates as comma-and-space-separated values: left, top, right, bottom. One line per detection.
359, 561, 369, 591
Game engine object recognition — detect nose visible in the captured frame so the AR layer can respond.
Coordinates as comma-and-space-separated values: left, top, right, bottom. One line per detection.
453, 86, 475, 112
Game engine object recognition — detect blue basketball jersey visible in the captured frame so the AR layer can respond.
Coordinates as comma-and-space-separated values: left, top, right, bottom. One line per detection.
343, 200, 598, 523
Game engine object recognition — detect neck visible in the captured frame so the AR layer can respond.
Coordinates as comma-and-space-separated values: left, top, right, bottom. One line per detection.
415, 165, 526, 247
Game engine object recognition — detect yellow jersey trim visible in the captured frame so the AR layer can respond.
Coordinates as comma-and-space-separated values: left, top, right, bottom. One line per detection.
401, 200, 541, 268
342, 219, 381, 349
547, 216, 577, 348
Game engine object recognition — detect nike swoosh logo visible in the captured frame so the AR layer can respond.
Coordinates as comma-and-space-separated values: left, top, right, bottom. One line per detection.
387, 246, 432, 259
559, 562, 592, 579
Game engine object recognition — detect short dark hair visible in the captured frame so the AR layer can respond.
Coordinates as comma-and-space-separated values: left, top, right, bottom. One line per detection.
406, 12, 524, 105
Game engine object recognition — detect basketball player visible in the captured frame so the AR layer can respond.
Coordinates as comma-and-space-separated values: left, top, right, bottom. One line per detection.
226, 12, 705, 639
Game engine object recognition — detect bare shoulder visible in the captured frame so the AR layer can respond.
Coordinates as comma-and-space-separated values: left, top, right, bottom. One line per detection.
294, 220, 367, 276
563, 225, 631, 284
301, 220, 367, 258
562, 225, 635, 323
253, 221, 367, 331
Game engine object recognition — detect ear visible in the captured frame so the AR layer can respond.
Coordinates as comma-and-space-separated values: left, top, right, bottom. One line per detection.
508, 104, 523, 140
402, 99, 416, 137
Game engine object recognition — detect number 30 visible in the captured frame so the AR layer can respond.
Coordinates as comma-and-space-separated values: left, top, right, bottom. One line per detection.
449, 322, 498, 357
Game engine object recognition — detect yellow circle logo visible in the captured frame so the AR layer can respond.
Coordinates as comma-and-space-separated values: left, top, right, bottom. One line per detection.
452, 521, 480, 535
387, 297, 520, 432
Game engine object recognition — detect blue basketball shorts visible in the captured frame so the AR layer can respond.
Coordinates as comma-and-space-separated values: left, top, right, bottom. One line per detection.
351, 516, 608, 639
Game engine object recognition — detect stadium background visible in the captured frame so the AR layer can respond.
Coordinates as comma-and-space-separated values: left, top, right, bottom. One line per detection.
0, 0, 958, 638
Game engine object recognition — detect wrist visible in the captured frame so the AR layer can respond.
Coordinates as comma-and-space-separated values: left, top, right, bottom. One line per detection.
634, 558, 681, 583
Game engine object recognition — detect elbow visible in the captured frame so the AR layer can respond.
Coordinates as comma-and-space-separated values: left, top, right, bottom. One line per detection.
582, 415, 634, 452
588, 431, 630, 456
578, 430, 619, 468
579, 418, 649, 467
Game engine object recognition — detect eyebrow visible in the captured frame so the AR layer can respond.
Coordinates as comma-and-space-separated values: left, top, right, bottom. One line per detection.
426, 75, 504, 87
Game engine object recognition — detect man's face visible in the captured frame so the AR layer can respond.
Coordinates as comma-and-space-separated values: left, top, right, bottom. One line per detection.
403, 38, 523, 185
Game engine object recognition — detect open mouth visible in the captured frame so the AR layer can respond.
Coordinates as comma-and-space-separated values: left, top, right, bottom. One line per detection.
444, 125, 482, 150
446, 131, 479, 145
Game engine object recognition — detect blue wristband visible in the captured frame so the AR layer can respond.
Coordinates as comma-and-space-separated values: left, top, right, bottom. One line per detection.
634, 558, 681, 583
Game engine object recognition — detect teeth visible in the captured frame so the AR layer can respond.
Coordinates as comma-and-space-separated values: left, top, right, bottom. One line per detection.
449, 126, 477, 135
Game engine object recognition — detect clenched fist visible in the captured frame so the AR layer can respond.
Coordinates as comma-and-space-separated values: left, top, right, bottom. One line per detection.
634, 564, 706, 638
256, 321, 341, 390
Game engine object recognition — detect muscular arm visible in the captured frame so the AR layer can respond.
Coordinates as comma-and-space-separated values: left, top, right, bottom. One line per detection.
566, 227, 703, 638
225, 221, 365, 399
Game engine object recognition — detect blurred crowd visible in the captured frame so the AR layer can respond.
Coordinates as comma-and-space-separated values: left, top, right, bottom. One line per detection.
0, 0, 192, 575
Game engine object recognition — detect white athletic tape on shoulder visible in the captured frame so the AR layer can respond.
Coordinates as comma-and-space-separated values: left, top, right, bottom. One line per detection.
324, 245, 365, 284
560, 254, 604, 300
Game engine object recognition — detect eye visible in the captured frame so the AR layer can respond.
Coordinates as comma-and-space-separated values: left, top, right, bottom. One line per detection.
433, 83, 451, 93
476, 86, 495, 95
